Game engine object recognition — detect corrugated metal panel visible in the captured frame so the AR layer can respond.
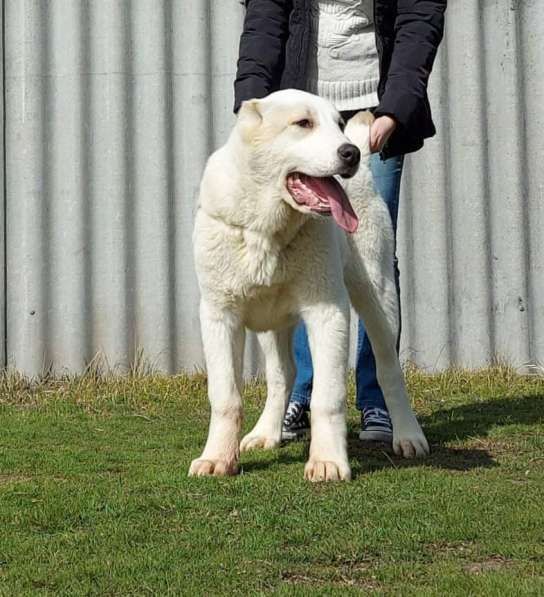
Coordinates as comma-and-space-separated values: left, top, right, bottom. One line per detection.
4, 0, 243, 375
398, 0, 544, 371
3, 0, 543, 376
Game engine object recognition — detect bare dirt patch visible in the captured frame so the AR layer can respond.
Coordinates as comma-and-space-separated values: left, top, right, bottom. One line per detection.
0, 474, 32, 486
463, 555, 514, 575
280, 566, 382, 591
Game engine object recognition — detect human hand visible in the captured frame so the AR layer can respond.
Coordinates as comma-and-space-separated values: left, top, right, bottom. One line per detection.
369, 115, 397, 153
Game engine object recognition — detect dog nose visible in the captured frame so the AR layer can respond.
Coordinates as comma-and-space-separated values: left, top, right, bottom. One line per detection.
338, 143, 360, 168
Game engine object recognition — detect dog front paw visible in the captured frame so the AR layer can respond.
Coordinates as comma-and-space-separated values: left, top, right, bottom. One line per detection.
304, 459, 351, 482
188, 458, 239, 477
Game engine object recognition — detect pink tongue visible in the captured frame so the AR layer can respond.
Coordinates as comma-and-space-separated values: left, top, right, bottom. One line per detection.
300, 175, 359, 233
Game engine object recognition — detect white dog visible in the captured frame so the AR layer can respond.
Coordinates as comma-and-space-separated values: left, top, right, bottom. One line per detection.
190, 89, 429, 482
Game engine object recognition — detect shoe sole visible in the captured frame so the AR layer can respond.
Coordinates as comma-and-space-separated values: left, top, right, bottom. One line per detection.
281, 428, 310, 442
359, 429, 393, 443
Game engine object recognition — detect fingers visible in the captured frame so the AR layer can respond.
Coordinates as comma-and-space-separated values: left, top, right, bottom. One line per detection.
369, 122, 387, 153
369, 116, 397, 153
369, 126, 380, 153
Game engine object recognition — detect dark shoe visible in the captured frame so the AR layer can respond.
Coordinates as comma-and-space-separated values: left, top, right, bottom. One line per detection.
281, 402, 310, 441
359, 407, 393, 443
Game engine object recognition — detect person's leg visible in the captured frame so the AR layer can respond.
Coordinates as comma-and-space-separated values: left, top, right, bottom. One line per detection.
290, 322, 313, 409
281, 321, 312, 440
356, 153, 404, 420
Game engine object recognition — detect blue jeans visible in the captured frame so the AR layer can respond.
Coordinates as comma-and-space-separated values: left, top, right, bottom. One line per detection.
290, 152, 404, 411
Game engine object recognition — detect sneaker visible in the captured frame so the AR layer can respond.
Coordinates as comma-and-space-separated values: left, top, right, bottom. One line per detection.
281, 402, 310, 441
359, 407, 393, 443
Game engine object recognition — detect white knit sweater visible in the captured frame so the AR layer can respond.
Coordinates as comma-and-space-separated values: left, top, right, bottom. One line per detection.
305, 0, 380, 111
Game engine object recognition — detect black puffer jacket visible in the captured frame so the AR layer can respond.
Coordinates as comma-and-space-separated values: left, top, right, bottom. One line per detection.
234, 0, 447, 158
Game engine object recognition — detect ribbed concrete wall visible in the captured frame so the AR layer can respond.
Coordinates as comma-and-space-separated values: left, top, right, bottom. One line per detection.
3, 0, 543, 376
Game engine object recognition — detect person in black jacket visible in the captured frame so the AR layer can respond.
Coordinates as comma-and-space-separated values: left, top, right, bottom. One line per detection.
233, 0, 446, 443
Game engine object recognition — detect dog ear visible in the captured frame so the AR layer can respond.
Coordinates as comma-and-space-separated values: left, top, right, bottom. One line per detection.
237, 99, 263, 142
353, 110, 375, 127
344, 110, 374, 157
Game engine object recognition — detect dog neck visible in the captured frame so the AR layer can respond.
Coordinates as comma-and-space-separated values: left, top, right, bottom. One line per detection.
200, 132, 308, 250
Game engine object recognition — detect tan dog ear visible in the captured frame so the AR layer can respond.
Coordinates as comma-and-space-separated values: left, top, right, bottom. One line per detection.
351, 110, 375, 127
237, 99, 263, 142
344, 110, 373, 157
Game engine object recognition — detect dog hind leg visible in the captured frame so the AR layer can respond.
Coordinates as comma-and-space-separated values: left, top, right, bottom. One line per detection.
342, 113, 429, 457
240, 327, 295, 452
345, 267, 429, 458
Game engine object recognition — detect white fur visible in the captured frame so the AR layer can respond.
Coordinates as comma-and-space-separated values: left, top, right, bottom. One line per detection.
189, 90, 429, 482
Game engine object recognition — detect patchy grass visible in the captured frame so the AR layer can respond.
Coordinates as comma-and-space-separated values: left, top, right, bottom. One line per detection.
0, 367, 543, 595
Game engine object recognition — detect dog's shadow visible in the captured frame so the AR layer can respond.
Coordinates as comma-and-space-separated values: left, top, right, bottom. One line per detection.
420, 393, 543, 442
240, 449, 307, 473
349, 393, 543, 478
242, 393, 543, 478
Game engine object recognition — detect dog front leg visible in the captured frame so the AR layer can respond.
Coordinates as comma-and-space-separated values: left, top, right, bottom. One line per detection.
240, 328, 295, 452
189, 301, 245, 477
303, 301, 351, 482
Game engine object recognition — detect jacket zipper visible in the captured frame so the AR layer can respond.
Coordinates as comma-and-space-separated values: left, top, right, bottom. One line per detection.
374, 0, 384, 96
294, 0, 309, 88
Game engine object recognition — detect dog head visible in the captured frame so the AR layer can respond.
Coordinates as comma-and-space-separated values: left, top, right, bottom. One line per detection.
236, 90, 365, 233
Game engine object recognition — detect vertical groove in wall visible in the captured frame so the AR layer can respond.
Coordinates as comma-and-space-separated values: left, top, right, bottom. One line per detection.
398, 41, 453, 371
6, 0, 52, 375
439, 39, 455, 368
1, 0, 6, 368
47, 0, 91, 372
477, 0, 495, 362
129, 0, 174, 372
171, 0, 214, 373
123, 2, 136, 369
3, 0, 543, 375
40, 1, 51, 373
80, 0, 92, 366
163, 0, 176, 373
515, 3, 532, 365
437, 1, 457, 367
397, 158, 415, 364
446, 0, 492, 367
485, 0, 530, 366
520, 0, 544, 366
88, 1, 133, 370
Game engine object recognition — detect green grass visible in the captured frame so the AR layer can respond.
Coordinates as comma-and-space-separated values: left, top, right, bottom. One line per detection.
0, 367, 543, 595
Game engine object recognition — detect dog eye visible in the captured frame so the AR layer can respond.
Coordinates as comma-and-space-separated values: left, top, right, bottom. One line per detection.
294, 119, 313, 129
339, 120, 346, 132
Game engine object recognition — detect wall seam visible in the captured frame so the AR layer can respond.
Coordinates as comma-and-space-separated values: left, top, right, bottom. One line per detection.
2, 0, 7, 368
514, 1, 533, 366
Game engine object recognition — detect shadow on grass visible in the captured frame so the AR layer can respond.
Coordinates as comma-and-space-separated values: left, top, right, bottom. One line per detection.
241, 393, 543, 478
348, 392, 543, 478
348, 439, 497, 479
241, 438, 497, 478
241, 449, 307, 473
420, 393, 544, 443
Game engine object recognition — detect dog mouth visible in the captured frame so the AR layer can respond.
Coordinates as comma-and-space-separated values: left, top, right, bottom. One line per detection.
286, 173, 359, 233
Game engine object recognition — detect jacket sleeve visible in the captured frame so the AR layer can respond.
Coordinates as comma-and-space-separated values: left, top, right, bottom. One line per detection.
374, 0, 447, 132
233, 0, 292, 113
